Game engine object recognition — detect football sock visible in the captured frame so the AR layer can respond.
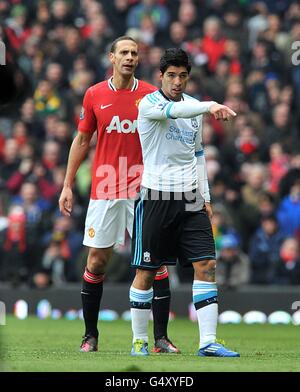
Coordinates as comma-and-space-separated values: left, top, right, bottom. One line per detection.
81, 268, 105, 339
130, 286, 153, 343
152, 266, 171, 340
192, 280, 218, 348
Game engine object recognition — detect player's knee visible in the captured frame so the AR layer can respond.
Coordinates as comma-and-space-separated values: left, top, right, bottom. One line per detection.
135, 269, 156, 290
194, 259, 216, 282
87, 249, 109, 274
207, 259, 216, 271
203, 259, 216, 281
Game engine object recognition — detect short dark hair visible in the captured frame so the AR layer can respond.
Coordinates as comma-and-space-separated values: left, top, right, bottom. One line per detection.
110, 36, 137, 53
160, 48, 191, 74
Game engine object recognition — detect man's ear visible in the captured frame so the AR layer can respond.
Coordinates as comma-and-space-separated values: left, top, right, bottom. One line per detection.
159, 71, 163, 82
109, 52, 114, 65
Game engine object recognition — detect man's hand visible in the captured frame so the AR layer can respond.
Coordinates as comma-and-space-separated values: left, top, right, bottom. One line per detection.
205, 202, 213, 220
59, 186, 73, 216
209, 103, 236, 121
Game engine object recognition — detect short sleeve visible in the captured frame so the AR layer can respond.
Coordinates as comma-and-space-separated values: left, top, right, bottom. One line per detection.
78, 88, 97, 133
138, 95, 173, 120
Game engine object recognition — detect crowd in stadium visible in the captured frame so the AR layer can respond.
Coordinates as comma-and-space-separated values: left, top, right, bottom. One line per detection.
1, 0, 300, 288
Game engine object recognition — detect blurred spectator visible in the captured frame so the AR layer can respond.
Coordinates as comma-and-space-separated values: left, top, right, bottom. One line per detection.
41, 140, 61, 170
0, 138, 20, 182
0, 132, 4, 159
277, 179, 300, 239
238, 190, 278, 252
69, 69, 95, 102
222, 5, 248, 50
201, 16, 227, 73
12, 120, 28, 147
164, 21, 188, 48
177, 1, 199, 39
204, 56, 230, 102
39, 215, 83, 285
204, 145, 221, 184
5, 4, 31, 52
76, 148, 94, 199
249, 213, 284, 284
33, 80, 62, 118
35, 1, 51, 28
103, 0, 130, 38
11, 181, 51, 238
140, 46, 163, 81
267, 142, 290, 194
216, 234, 250, 289
19, 98, 44, 139
18, 36, 41, 81
52, 121, 72, 160
127, 0, 170, 31
49, 0, 74, 28
222, 125, 262, 175
262, 13, 289, 52
184, 74, 203, 100
84, 14, 114, 69
246, 69, 268, 113
247, 2, 269, 48
211, 204, 240, 252
290, 21, 300, 110
264, 103, 299, 153
45, 62, 69, 96
0, 206, 28, 285
54, 27, 84, 75
279, 152, 300, 198
224, 39, 243, 76
258, 191, 277, 218
6, 157, 35, 194
241, 163, 268, 208
274, 237, 300, 285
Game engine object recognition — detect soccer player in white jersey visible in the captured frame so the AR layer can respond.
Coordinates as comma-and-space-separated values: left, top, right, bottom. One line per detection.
130, 48, 240, 357
59, 37, 179, 354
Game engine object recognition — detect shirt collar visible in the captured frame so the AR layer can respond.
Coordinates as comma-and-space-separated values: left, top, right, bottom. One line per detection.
108, 77, 138, 91
158, 89, 184, 101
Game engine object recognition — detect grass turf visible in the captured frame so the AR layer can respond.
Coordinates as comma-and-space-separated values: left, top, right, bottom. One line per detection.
1, 316, 300, 372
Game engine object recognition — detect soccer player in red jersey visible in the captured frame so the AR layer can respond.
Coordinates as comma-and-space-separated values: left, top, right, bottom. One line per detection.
59, 36, 179, 354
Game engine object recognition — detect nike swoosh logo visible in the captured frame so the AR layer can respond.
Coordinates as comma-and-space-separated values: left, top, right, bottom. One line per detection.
153, 296, 170, 300
100, 104, 112, 109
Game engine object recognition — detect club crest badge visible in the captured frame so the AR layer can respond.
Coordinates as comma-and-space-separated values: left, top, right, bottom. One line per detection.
80, 107, 85, 120
143, 251, 151, 263
191, 117, 198, 129
88, 228, 95, 238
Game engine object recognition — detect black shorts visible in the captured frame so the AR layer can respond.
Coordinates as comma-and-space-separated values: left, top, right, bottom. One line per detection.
131, 188, 216, 270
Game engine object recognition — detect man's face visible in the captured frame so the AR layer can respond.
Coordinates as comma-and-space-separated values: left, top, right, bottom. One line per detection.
109, 40, 138, 78
160, 66, 189, 101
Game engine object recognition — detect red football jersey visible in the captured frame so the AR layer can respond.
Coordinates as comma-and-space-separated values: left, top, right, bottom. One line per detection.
78, 77, 157, 199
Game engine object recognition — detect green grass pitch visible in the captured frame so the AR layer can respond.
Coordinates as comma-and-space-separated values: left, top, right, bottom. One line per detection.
1, 316, 300, 372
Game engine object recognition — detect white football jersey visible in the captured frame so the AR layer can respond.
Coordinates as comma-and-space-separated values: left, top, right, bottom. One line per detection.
137, 89, 212, 192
